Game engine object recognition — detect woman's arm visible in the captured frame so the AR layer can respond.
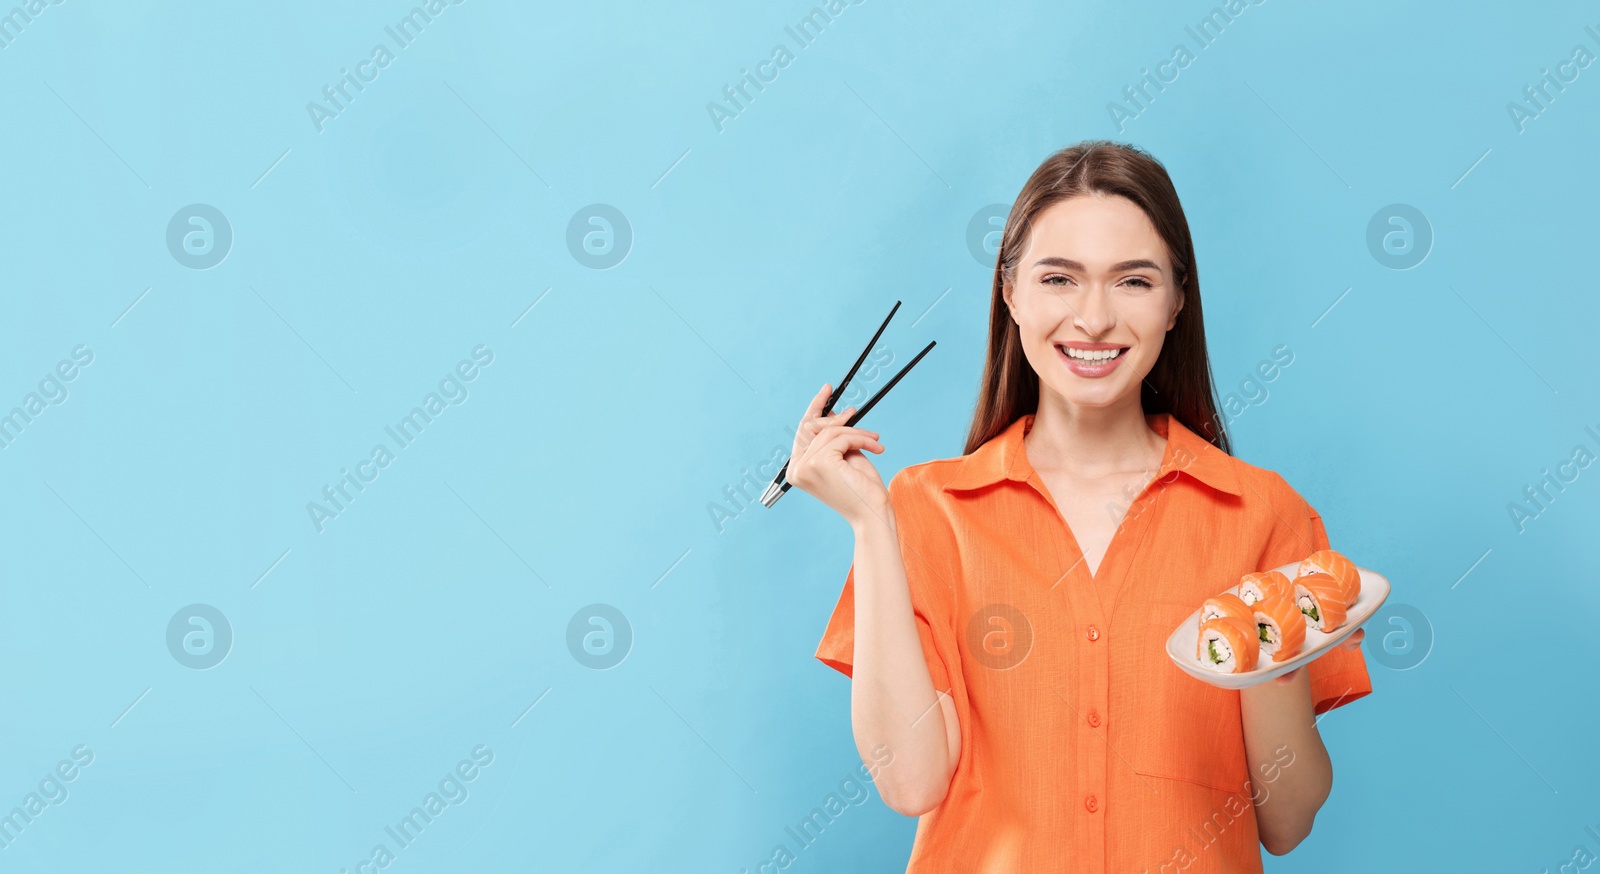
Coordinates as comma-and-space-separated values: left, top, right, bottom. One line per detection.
1238, 630, 1364, 854
848, 505, 961, 816
784, 384, 959, 815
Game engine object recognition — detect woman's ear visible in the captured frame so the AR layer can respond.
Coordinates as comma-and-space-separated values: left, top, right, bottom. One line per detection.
1167, 289, 1184, 331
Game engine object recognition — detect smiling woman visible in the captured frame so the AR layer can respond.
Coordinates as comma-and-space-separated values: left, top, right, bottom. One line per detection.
790, 140, 1371, 873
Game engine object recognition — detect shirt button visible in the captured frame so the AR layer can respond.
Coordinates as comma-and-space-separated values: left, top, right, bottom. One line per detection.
1085, 794, 1099, 812
1087, 709, 1101, 728
1086, 625, 1100, 642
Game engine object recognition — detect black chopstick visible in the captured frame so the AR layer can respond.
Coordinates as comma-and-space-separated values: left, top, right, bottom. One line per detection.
820, 300, 900, 419
761, 301, 935, 508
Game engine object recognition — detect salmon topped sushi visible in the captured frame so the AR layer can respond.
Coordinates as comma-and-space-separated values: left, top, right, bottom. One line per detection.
1197, 616, 1260, 673
1238, 570, 1292, 606
1293, 571, 1348, 632
1297, 549, 1361, 604
1252, 593, 1307, 662
1200, 592, 1255, 626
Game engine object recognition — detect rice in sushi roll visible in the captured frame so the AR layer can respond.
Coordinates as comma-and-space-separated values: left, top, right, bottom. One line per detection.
1297, 549, 1361, 604
1252, 593, 1307, 662
1197, 616, 1260, 673
1292, 571, 1348, 632
1237, 570, 1292, 606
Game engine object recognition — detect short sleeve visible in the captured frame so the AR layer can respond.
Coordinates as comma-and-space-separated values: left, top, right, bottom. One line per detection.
814, 469, 959, 695
1256, 477, 1374, 717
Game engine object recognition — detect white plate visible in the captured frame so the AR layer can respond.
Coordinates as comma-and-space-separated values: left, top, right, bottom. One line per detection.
1164, 562, 1391, 689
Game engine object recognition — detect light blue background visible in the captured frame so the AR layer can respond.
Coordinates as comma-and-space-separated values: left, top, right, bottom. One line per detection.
0, 0, 1595, 871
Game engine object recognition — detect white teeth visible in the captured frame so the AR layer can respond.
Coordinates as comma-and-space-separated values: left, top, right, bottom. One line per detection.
1061, 346, 1124, 362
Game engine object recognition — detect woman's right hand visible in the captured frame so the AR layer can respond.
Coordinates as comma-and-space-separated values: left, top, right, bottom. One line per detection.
784, 383, 889, 527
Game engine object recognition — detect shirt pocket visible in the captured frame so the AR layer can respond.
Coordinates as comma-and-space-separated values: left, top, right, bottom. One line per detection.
1122, 599, 1251, 795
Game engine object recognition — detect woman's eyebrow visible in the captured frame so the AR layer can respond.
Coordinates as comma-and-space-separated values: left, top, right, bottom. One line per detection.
1033, 256, 1163, 273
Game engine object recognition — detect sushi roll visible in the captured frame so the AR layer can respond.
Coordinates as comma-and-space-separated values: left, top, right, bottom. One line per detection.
1297, 549, 1361, 604
1238, 570, 1292, 606
1197, 616, 1260, 673
1200, 592, 1255, 626
1293, 571, 1348, 632
1252, 593, 1307, 662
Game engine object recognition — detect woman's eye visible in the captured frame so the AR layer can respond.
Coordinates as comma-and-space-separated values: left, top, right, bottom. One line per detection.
1041, 275, 1152, 288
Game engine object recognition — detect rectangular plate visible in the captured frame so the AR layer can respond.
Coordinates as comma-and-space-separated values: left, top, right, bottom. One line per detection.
1164, 561, 1391, 690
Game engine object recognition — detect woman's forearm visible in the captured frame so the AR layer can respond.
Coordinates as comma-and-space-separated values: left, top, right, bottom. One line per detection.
1239, 670, 1332, 854
847, 507, 959, 816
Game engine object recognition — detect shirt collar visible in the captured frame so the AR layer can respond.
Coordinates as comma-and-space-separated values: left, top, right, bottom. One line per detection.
940, 412, 1243, 497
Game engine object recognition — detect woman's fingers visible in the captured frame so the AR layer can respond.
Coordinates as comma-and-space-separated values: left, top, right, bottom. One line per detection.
794, 401, 859, 452
825, 406, 858, 426
803, 383, 831, 419
811, 423, 882, 458
789, 420, 878, 486
785, 412, 889, 523
793, 388, 839, 455
801, 384, 856, 428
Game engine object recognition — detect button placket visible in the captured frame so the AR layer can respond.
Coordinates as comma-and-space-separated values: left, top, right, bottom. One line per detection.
1063, 559, 1108, 860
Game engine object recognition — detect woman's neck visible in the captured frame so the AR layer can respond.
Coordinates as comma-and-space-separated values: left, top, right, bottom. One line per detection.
1024, 394, 1165, 479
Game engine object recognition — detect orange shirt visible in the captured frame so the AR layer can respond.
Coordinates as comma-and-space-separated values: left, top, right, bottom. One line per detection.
815, 412, 1372, 873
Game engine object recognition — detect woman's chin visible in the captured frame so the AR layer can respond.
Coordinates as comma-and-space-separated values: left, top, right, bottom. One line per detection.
1046, 384, 1132, 409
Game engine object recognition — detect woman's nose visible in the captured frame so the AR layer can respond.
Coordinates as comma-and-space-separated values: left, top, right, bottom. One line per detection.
1073, 285, 1116, 336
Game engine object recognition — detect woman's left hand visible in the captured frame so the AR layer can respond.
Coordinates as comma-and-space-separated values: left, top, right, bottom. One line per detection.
1271, 627, 1365, 685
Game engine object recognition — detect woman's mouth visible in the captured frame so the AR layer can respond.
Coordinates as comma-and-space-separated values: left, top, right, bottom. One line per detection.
1056, 344, 1128, 378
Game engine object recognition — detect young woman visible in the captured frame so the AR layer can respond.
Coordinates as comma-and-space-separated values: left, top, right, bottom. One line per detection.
786, 140, 1372, 873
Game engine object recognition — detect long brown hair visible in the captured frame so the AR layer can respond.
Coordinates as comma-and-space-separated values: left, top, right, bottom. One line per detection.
963, 140, 1231, 457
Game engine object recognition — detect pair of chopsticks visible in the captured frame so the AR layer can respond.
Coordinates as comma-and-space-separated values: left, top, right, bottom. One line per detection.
760, 301, 936, 508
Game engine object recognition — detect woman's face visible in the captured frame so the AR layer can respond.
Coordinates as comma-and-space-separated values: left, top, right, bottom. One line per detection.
1003, 193, 1184, 412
